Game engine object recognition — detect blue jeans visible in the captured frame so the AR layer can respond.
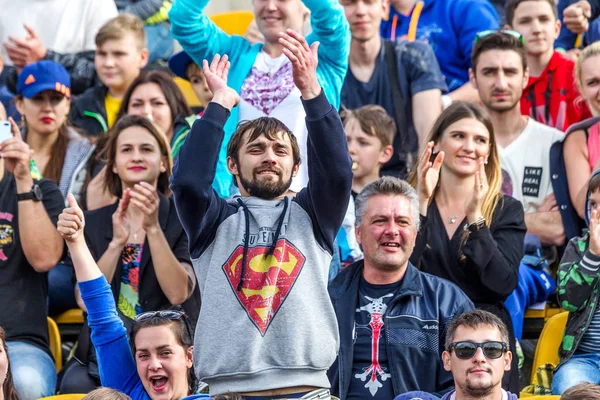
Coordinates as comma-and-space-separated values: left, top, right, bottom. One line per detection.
6, 341, 56, 399
552, 352, 600, 394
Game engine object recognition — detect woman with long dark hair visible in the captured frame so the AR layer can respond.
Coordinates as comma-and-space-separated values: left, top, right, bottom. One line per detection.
0, 327, 20, 400
409, 102, 526, 392
85, 70, 192, 211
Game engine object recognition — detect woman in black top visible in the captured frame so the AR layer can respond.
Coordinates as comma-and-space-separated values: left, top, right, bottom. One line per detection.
59, 115, 199, 393
409, 102, 526, 393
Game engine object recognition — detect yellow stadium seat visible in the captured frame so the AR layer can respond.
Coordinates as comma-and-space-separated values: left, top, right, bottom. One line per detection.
174, 77, 202, 108
54, 309, 84, 325
209, 10, 254, 36
37, 395, 86, 400
47, 317, 62, 372
519, 396, 561, 399
530, 312, 568, 385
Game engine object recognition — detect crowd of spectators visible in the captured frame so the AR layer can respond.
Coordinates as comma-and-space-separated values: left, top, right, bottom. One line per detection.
0, 0, 600, 399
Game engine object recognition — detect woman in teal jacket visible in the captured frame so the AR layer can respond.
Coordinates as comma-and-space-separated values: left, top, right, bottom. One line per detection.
168, 0, 350, 198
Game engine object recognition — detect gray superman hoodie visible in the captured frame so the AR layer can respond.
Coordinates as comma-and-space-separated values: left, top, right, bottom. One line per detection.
171, 92, 352, 395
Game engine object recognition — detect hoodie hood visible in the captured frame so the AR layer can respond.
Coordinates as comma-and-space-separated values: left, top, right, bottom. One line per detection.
585, 168, 600, 226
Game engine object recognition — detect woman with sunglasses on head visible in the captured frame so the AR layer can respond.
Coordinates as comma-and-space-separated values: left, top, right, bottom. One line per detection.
59, 114, 200, 394
409, 102, 526, 393
58, 193, 207, 400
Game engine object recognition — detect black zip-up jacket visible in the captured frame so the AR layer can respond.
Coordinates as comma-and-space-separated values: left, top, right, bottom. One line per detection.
70, 85, 110, 137
327, 261, 474, 399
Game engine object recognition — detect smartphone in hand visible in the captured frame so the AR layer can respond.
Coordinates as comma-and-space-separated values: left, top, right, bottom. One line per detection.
0, 121, 11, 145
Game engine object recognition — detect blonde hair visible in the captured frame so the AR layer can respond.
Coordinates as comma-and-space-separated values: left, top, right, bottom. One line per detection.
95, 14, 146, 50
575, 42, 600, 95
408, 102, 502, 226
83, 388, 131, 400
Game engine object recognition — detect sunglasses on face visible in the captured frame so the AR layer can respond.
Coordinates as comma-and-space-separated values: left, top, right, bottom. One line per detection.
135, 310, 193, 341
449, 341, 507, 359
474, 29, 525, 45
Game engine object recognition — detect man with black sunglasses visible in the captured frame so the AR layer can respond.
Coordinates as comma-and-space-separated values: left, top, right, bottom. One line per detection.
440, 310, 516, 400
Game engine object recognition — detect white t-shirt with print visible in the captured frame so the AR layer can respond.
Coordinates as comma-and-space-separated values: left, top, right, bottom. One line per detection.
239, 51, 309, 193
498, 118, 564, 213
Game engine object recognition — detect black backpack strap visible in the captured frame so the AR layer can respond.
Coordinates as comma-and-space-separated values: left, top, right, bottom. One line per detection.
383, 39, 413, 171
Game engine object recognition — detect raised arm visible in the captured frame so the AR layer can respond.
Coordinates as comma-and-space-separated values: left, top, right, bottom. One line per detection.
279, 30, 353, 251
303, 0, 350, 109
0, 118, 63, 271
170, 54, 239, 258
58, 194, 142, 394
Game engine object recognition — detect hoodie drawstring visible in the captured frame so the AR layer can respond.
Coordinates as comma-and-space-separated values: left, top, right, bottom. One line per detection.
237, 198, 251, 291
235, 197, 290, 291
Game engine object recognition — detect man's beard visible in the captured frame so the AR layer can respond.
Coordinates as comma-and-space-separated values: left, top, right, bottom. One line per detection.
461, 370, 496, 398
484, 92, 520, 113
239, 167, 293, 200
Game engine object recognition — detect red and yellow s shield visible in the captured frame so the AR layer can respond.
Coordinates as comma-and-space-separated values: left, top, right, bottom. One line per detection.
222, 240, 306, 335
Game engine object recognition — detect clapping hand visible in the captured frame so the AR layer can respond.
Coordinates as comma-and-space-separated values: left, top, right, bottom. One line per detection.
112, 190, 132, 246
279, 29, 321, 100
129, 182, 160, 232
465, 157, 489, 222
58, 194, 85, 244
417, 141, 444, 203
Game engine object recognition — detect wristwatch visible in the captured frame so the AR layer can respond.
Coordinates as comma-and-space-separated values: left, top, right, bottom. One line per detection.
17, 184, 43, 202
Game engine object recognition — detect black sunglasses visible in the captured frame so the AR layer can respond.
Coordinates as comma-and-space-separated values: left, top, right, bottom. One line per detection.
135, 310, 193, 342
450, 341, 507, 359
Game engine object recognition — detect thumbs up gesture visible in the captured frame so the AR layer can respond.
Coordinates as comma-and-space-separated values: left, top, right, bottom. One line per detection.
58, 194, 85, 243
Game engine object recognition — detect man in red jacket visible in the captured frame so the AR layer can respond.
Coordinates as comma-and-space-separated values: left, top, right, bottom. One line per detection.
505, 0, 591, 131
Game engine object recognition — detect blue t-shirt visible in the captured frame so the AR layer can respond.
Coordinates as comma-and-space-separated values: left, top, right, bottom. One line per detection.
341, 40, 447, 178
380, 0, 498, 91
346, 277, 402, 400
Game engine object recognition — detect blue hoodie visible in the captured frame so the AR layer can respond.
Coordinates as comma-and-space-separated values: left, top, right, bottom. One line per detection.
380, 0, 498, 91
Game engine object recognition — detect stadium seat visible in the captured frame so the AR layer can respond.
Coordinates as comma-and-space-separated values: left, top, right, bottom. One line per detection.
530, 311, 568, 385
209, 10, 254, 35
47, 317, 62, 372
54, 309, 84, 325
38, 395, 86, 400
520, 397, 560, 399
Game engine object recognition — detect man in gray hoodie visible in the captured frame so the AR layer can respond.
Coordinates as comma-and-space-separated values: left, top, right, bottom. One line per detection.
170, 29, 352, 398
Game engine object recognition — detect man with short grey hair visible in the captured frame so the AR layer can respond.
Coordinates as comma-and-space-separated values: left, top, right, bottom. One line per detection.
328, 177, 474, 399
